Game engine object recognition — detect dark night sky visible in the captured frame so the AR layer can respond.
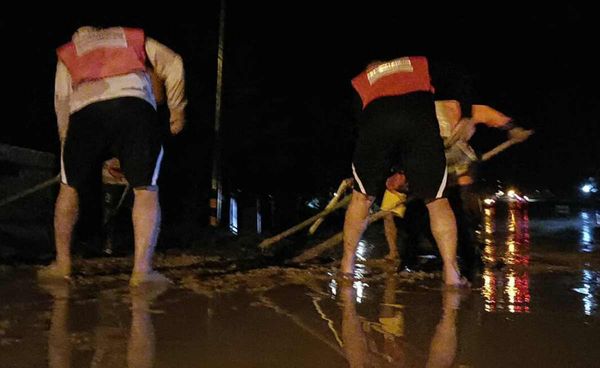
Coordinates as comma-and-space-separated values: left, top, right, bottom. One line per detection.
1, 4, 597, 199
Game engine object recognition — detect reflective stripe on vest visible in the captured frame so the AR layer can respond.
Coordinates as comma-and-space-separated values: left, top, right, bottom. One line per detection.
351, 56, 434, 109
57, 27, 147, 86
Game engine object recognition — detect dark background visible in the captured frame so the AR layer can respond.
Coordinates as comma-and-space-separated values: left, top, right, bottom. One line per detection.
1, 4, 597, 234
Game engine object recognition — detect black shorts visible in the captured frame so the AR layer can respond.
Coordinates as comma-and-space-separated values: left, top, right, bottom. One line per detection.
352, 92, 447, 201
61, 97, 162, 190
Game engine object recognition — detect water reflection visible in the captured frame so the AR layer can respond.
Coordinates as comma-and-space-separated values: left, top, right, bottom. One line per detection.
573, 269, 600, 316
41, 282, 71, 368
328, 277, 370, 305
339, 282, 372, 368
425, 290, 464, 368
337, 273, 464, 367
481, 203, 531, 313
126, 284, 167, 368
41, 283, 166, 368
354, 240, 370, 283
328, 239, 372, 304
481, 206, 496, 264
338, 278, 408, 368
579, 210, 597, 253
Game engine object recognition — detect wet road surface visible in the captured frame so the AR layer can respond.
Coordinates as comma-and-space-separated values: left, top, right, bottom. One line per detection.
2, 205, 600, 367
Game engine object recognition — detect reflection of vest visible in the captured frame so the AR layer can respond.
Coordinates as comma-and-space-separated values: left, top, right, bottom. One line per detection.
352, 56, 434, 109
57, 27, 147, 86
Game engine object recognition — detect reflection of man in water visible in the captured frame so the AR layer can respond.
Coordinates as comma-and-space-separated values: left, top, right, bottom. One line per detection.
338, 276, 405, 367
378, 271, 408, 365
93, 285, 166, 368
41, 283, 166, 367
127, 284, 167, 368
337, 275, 465, 367
339, 281, 373, 368
41, 282, 71, 368
426, 290, 464, 368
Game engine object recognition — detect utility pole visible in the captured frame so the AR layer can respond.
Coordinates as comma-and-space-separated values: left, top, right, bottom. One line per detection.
210, 0, 226, 226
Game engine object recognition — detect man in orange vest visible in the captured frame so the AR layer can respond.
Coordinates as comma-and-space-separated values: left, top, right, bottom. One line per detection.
39, 25, 187, 286
342, 56, 469, 287
382, 101, 531, 274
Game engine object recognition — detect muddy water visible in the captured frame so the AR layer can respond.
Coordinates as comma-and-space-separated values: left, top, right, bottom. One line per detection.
1, 206, 600, 367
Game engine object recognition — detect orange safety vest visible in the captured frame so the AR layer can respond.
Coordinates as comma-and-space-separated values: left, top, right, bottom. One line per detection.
57, 27, 147, 86
351, 56, 434, 109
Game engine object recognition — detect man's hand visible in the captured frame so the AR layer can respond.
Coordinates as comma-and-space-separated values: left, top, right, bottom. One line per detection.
508, 127, 534, 143
169, 109, 186, 135
386, 172, 408, 192
102, 158, 128, 185
170, 119, 185, 135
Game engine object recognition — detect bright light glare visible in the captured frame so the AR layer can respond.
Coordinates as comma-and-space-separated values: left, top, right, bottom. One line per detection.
581, 184, 593, 193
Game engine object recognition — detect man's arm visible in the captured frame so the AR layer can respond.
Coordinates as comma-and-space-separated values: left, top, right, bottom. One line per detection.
145, 37, 188, 135
471, 104, 532, 143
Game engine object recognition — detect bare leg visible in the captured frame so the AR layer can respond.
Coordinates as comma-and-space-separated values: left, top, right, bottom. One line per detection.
130, 187, 169, 286
383, 213, 399, 261
426, 198, 467, 287
341, 190, 374, 275
39, 184, 78, 280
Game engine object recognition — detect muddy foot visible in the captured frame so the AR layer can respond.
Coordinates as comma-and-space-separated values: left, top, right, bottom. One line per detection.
37, 263, 71, 282
129, 270, 172, 287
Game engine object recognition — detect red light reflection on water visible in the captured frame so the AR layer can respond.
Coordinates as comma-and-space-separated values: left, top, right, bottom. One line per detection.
481, 203, 531, 313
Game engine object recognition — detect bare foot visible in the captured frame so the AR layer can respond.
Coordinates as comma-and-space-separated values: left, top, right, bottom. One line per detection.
129, 270, 172, 287
443, 263, 471, 290
37, 262, 71, 282
384, 253, 400, 263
